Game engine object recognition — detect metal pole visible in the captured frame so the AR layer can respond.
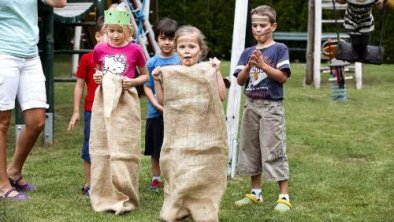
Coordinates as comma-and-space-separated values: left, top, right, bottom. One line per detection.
15, 101, 24, 140
96, 0, 106, 18
71, 26, 82, 77
42, 7, 55, 144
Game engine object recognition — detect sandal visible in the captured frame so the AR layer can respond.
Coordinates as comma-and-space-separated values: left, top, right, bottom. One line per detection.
0, 188, 30, 200
9, 177, 36, 192
274, 198, 292, 213
81, 186, 90, 197
234, 193, 263, 207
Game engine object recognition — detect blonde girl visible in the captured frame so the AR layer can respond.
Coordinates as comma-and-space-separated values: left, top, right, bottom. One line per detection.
89, 4, 148, 215
153, 25, 228, 222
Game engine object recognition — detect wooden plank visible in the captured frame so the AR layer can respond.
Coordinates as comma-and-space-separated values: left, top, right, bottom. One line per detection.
273, 32, 349, 41
226, 0, 248, 178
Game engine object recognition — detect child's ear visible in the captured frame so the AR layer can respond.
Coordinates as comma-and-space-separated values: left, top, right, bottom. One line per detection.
95, 32, 101, 42
271, 22, 277, 32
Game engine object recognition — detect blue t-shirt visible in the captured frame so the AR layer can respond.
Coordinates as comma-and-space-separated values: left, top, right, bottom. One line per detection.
0, 0, 39, 58
234, 42, 291, 100
145, 54, 180, 118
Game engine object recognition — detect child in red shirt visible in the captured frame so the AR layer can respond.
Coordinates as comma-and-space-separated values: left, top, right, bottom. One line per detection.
67, 16, 105, 196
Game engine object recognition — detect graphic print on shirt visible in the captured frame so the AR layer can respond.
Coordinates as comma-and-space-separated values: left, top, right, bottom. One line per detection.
103, 54, 127, 76
245, 66, 269, 99
250, 66, 267, 86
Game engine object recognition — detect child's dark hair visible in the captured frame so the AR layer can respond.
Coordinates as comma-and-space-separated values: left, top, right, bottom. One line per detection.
154, 18, 178, 41
95, 16, 104, 32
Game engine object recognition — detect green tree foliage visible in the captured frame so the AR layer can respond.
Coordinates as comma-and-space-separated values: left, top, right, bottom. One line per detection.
157, 0, 236, 59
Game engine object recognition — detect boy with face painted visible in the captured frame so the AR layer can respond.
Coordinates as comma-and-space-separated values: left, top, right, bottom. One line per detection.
234, 5, 292, 212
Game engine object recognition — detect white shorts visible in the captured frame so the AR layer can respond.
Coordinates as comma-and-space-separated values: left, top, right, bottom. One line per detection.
0, 54, 49, 111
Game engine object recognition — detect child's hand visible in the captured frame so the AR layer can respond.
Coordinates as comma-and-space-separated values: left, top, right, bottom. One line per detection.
122, 77, 134, 89
152, 67, 162, 82
209, 57, 221, 72
375, 0, 384, 10
154, 103, 164, 113
93, 70, 103, 85
67, 113, 80, 131
249, 49, 266, 70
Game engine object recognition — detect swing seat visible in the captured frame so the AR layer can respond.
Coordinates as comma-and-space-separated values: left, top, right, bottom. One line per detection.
335, 41, 384, 65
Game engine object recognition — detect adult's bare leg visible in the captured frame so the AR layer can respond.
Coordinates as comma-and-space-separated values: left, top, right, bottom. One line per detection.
0, 110, 20, 196
7, 108, 45, 185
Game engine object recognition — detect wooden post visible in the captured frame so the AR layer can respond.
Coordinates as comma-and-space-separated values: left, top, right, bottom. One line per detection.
314, 0, 322, 88
305, 0, 315, 85
226, 0, 248, 178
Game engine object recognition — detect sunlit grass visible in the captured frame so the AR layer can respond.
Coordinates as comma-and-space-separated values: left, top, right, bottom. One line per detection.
1, 62, 393, 221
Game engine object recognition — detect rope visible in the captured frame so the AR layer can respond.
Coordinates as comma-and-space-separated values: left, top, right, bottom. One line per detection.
331, 0, 341, 42
124, 0, 146, 43
379, 0, 388, 48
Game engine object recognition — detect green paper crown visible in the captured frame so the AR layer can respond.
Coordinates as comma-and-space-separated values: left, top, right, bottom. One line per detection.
104, 10, 131, 25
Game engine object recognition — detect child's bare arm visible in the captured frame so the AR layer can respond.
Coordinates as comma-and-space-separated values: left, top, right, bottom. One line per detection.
152, 67, 164, 104
375, 0, 384, 9
135, 65, 149, 85
210, 57, 226, 101
143, 85, 163, 112
122, 65, 149, 89
68, 78, 85, 131
236, 62, 253, 86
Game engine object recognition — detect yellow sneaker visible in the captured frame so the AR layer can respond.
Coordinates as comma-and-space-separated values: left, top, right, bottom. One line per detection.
274, 198, 292, 213
234, 193, 263, 207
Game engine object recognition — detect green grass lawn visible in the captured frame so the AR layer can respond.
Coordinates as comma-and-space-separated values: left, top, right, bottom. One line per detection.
1, 61, 393, 221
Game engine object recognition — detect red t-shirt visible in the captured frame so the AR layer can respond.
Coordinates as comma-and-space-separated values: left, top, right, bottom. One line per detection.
76, 52, 97, 111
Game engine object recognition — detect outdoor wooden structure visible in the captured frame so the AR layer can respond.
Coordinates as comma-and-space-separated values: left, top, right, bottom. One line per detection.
226, 0, 248, 178
307, 0, 363, 89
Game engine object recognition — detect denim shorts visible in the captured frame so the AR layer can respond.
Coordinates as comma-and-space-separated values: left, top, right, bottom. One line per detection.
81, 111, 91, 162
237, 98, 289, 181
0, 54, 49, 111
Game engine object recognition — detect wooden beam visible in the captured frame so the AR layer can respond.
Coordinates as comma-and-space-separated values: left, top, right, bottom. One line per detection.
305, 0, 314, 85
226, 0, 248, 178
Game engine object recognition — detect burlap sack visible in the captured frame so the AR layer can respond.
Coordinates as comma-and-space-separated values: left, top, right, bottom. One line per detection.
89, 74, 141, 215
158, 62, 229, 222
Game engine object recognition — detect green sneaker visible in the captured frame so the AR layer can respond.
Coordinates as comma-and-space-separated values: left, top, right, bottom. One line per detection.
274, 198, 292, 213
234, 193, 263, 207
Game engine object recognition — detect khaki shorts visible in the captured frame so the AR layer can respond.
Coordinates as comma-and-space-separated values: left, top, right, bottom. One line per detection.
237, 98, 289, 181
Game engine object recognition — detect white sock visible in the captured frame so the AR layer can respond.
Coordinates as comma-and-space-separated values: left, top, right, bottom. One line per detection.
251, 189, 262, 200
279, 194, 289, 201
152, 176, 161, 181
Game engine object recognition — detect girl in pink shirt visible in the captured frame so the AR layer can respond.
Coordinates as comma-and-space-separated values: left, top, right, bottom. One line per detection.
89, 5, 148, 214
